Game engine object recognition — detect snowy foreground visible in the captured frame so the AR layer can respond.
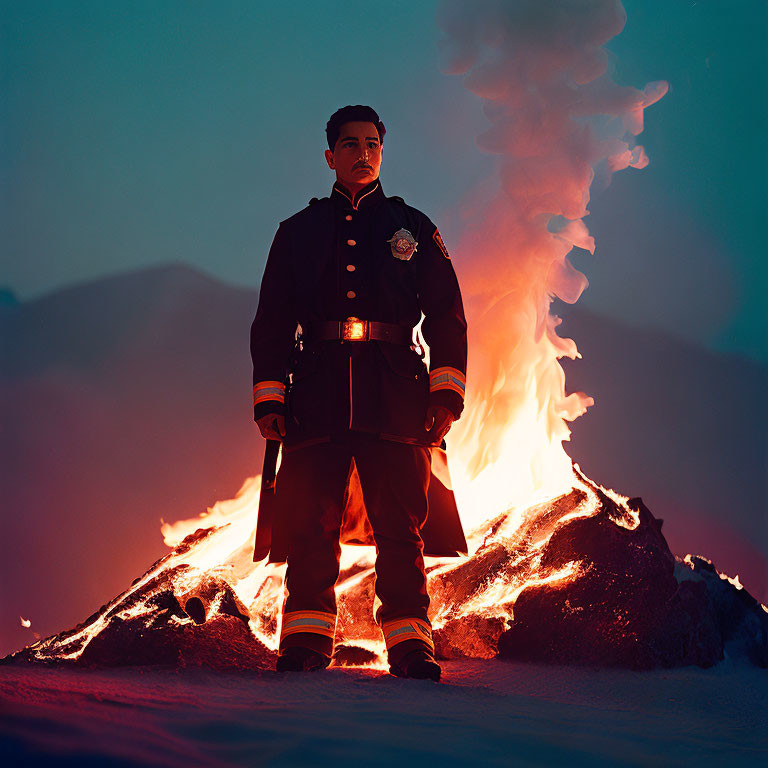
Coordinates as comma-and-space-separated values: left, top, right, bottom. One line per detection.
1, 658, 765, 767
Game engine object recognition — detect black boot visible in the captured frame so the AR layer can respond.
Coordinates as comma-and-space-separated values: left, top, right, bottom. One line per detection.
389, 648, 441, 682
275, 646, 331, 672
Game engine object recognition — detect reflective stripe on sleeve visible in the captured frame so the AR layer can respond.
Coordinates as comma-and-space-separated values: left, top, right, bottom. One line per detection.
429, 367, 466, 398
381, 617, 434, 652
253, 380, 286, 407
280, 610, 337, 641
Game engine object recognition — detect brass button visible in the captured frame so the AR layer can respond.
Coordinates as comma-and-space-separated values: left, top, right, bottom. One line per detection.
346, 290, 356, 299
345, 215, 353, 221
346, 264, 356, 272
346, 239, 356, 246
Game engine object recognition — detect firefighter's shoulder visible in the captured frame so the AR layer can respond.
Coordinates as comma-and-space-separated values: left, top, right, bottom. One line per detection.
279, 196, 332, 229
385, 193, 433, 226
384, 193, 422, 232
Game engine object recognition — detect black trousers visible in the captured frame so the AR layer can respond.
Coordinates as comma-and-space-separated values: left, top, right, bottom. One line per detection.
276, 432, 434, 664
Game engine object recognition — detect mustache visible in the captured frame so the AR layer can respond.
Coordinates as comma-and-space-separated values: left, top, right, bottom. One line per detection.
354, 162, 373, 170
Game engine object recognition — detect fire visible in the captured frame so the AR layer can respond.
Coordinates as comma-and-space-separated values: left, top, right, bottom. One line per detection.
683, 554, 745, 592
19, 2, 681, 667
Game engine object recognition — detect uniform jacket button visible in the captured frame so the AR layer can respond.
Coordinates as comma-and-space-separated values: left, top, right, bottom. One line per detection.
346, 290, 356, 298
346, 239, 356, 246
346, 264, 356, 272
345, 215, 353, 221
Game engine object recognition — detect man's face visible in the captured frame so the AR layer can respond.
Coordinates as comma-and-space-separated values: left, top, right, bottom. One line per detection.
324, 121, 383, 189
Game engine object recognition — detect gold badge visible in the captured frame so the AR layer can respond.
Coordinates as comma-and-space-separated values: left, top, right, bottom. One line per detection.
387, 229, 418, 261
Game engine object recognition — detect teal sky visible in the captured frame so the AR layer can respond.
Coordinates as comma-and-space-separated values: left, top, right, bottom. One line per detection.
2, 0, 766, 362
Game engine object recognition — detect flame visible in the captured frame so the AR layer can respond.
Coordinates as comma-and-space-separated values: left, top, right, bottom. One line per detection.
682, 553, 745, 592
22, 2, 678, 666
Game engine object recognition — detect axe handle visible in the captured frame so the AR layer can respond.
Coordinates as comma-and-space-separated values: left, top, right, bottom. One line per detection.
253, 439, 281, 563
262, 438, 281, 488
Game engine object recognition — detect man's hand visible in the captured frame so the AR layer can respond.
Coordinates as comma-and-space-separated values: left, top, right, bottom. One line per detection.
256, 413, 286, 441
424, 404, 454, 443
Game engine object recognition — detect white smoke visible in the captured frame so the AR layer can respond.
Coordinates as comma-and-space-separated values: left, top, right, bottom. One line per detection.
436, 0, 667, 524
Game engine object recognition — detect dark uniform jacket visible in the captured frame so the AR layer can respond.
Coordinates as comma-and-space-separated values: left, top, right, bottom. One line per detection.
250, 179, 468, 450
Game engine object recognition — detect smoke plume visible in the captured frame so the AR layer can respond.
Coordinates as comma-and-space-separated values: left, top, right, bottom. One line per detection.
436, 0, 667, 527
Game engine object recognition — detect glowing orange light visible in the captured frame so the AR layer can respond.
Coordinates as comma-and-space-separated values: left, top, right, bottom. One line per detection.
342, 317, 367, 341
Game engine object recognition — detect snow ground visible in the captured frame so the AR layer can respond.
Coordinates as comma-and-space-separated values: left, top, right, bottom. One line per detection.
0, 659, 765, 767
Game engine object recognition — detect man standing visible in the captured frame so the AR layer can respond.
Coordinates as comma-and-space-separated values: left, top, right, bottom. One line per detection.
250, 105, 467, 681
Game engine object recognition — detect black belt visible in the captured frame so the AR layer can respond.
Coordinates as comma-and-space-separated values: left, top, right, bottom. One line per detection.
302, 317, 412, 345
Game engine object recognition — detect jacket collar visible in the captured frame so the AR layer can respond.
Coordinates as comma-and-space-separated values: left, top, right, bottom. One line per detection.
331, 179, 385, 211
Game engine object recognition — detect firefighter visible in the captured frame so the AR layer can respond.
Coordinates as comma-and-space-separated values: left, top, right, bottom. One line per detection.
250, 105, 467, 681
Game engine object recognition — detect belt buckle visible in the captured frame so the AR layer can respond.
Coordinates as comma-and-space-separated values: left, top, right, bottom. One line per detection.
342, 317, 368, 341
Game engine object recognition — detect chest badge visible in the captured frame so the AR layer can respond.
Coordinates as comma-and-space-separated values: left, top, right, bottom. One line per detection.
387, 229, 418, 261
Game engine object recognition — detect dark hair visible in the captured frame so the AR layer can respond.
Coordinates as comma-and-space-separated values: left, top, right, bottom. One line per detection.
326, 105, 386, 150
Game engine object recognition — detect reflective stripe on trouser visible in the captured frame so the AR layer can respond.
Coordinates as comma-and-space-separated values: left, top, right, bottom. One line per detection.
381, 617, 434, 653
280, 610, 337, 643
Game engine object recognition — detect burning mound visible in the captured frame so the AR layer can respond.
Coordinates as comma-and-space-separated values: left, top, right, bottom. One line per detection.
3, 528, 275, 671
5, 465, 765, 672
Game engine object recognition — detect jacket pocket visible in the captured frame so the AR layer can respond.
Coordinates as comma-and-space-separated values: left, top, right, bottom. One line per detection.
290, 346, 321, 383
286, 347, 323, 433
377, 343, 427, 380
375, 343, 430, 441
